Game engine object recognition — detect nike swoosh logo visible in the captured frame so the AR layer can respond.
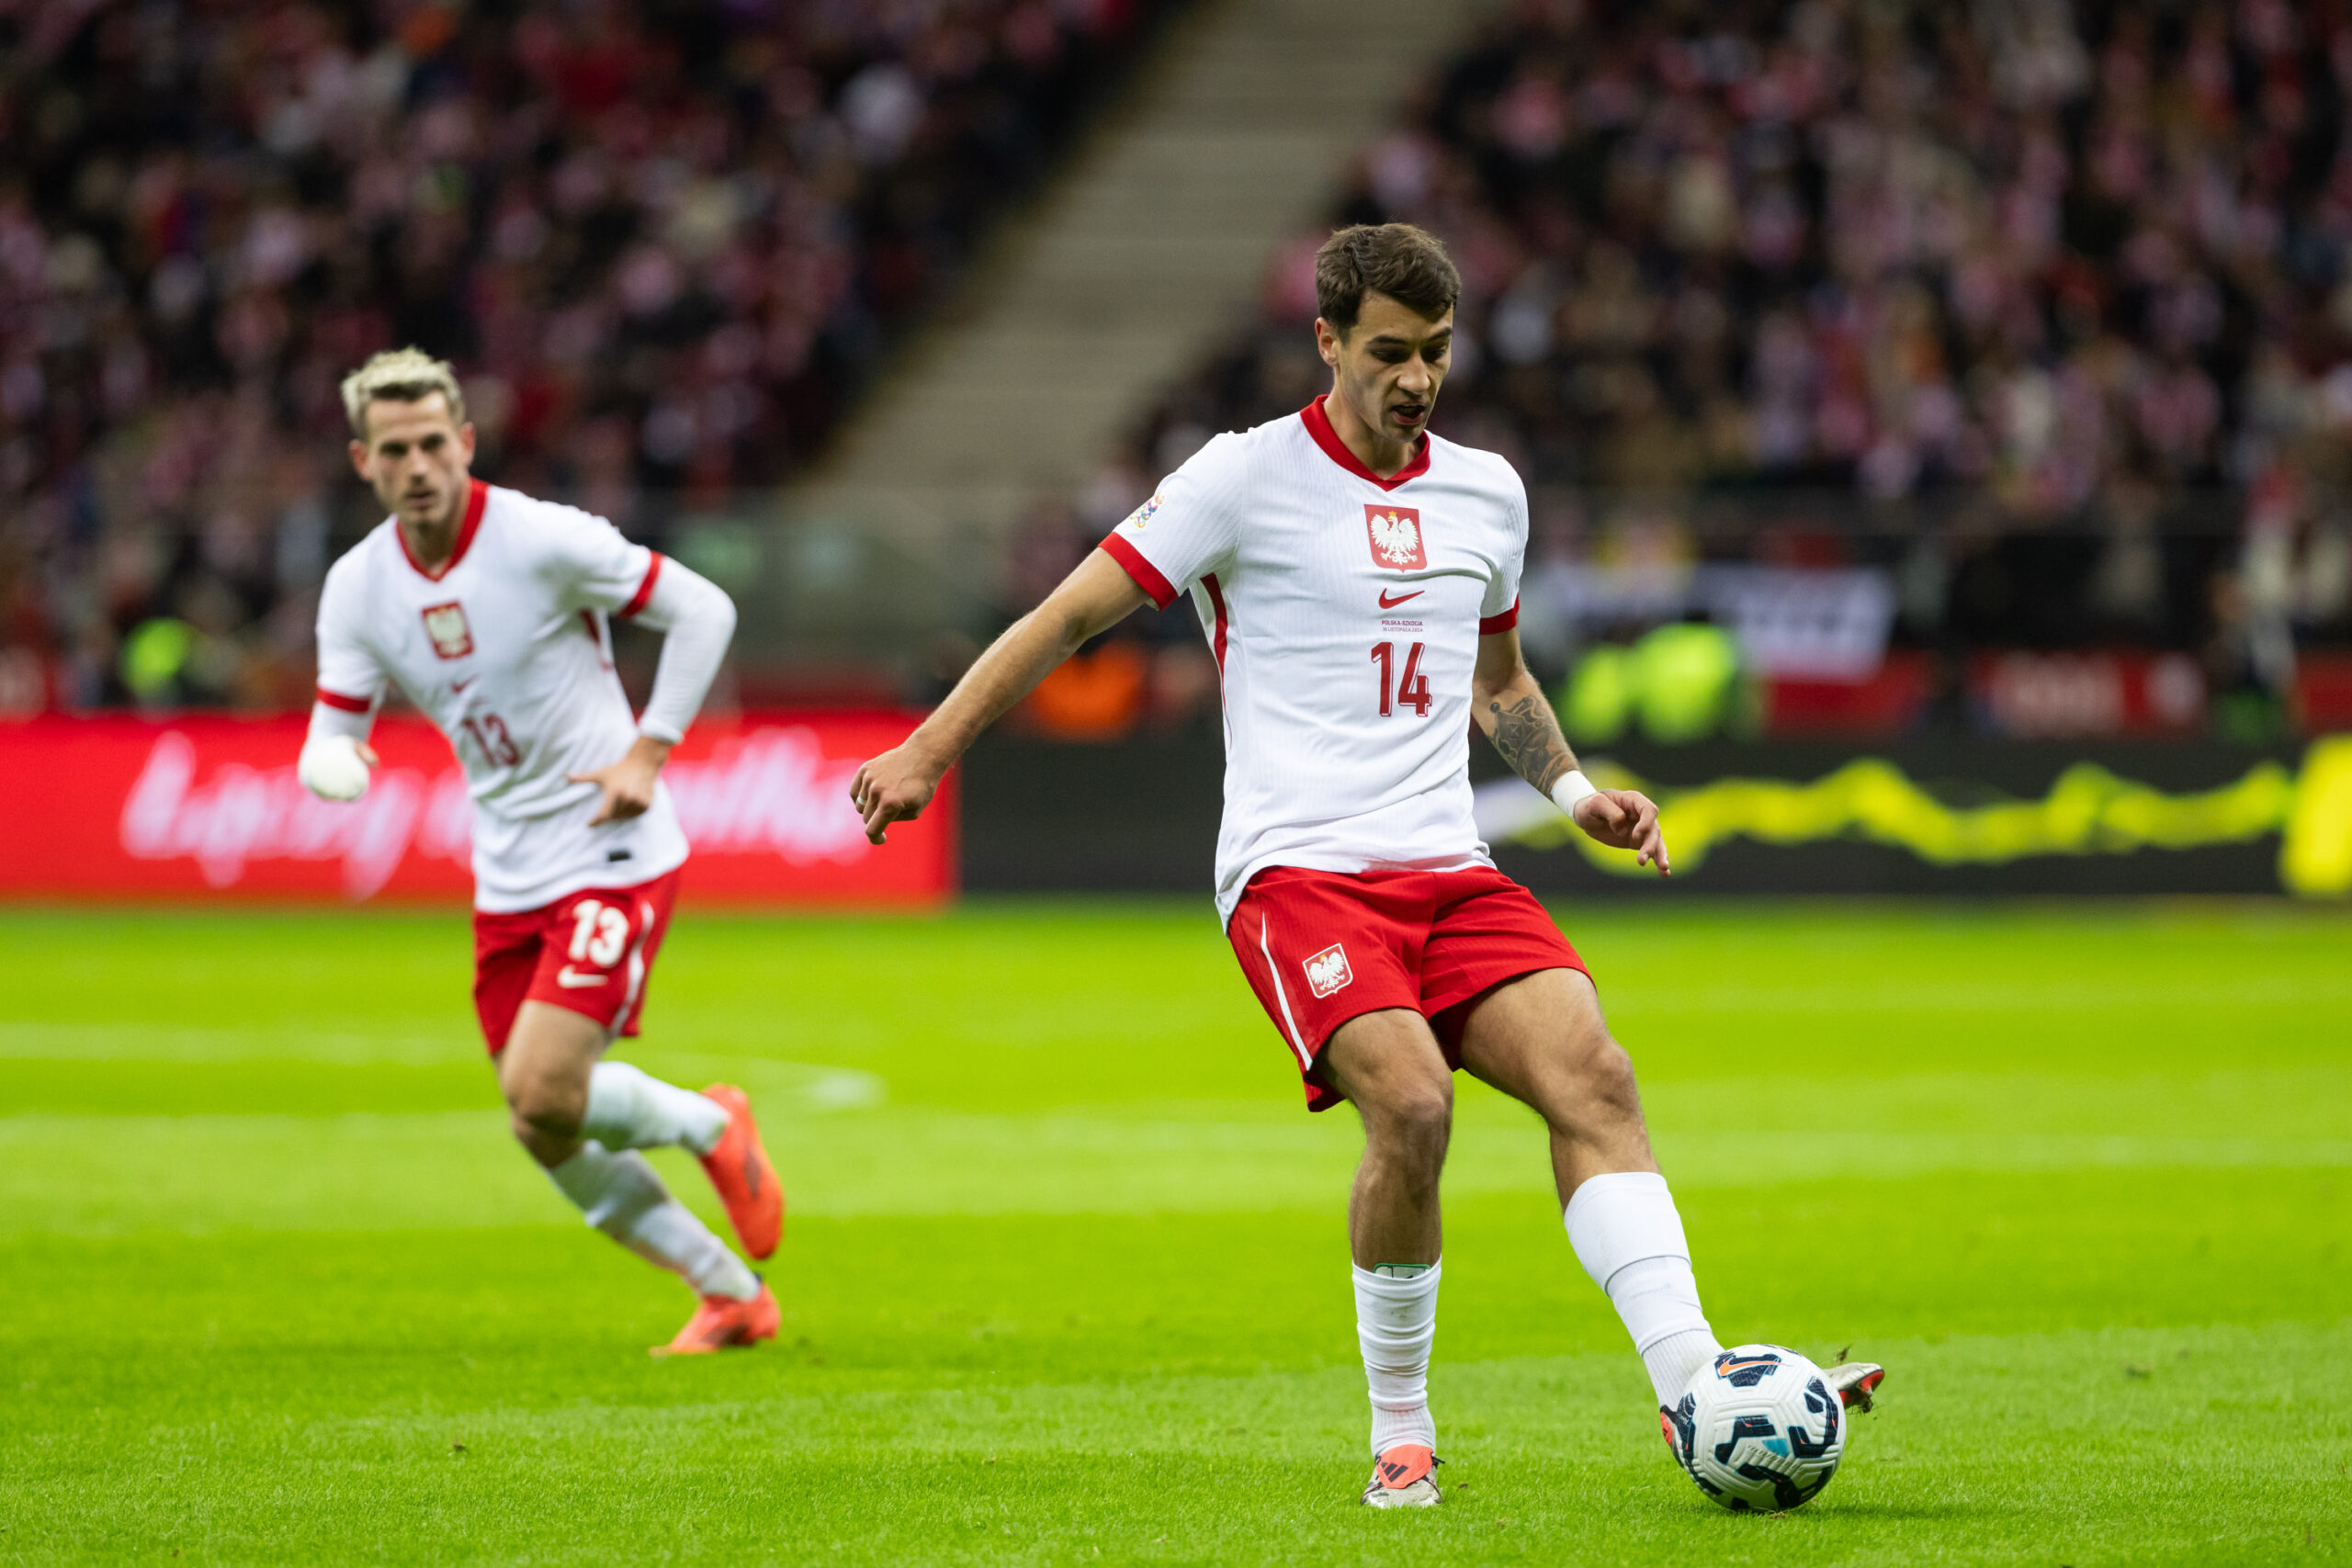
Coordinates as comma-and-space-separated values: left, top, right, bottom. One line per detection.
554, 966, 607, 988
1377, 590, 1424, 609
451, 677, 476, 693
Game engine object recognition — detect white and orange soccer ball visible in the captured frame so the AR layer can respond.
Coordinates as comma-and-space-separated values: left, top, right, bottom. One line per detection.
1660, 1344, 1845, 1511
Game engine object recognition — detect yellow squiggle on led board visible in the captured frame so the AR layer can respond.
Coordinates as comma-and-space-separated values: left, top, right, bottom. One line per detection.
1494, 737, 2352, 895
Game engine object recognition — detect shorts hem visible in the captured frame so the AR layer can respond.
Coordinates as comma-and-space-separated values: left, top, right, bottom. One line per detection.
1423, 957, 1589, 1030
1295, 997, 1422, 1112
481, 989, 644, 1055
1227, 865, 1588, 1116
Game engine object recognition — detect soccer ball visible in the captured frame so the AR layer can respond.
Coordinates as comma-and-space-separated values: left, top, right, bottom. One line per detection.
1660, 1344, 1844, 1512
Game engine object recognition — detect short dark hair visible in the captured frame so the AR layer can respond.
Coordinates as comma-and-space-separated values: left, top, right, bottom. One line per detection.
1315, 223, 1461, 333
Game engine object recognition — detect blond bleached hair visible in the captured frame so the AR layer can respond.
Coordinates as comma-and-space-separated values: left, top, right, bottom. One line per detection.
340, 347, 467, 438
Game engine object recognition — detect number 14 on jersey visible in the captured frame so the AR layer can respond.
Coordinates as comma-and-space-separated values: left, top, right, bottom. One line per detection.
1371, 641, 1431, 717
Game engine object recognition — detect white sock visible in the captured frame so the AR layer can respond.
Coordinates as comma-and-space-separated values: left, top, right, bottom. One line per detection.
547, 1141, 759, 1301
1353, 1260, 1441, 1457
1564, 1171, 1721, 1404
581, 1061, 729, 1156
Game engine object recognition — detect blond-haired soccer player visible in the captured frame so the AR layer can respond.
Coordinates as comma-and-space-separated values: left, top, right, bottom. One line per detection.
854, 226, 1883, 1504
302, 348, 783, 1355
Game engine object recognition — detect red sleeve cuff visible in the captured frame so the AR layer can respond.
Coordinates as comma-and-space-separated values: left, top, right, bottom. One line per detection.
1478, 598, 1520, 635
617, 552, 663, 618
315, 685, 372, 713
1099, 533, 1178, 611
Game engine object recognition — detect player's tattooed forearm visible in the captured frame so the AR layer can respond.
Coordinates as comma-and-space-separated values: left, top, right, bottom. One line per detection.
1487, 694, 1573, 795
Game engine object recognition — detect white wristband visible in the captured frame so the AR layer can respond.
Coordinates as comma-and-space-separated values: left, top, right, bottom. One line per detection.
1549, 769, 1600, 818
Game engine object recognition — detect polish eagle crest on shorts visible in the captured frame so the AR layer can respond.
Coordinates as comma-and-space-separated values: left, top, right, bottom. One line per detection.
1364, 505, 1426, 570
1303, 942, 1354, 998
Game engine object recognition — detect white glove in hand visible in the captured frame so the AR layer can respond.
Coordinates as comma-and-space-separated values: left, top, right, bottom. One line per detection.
299, 734, 373, 801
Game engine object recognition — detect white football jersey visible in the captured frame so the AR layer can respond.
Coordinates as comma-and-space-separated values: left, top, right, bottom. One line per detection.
315, 480, 688, 911
1102, 397, 1526, 924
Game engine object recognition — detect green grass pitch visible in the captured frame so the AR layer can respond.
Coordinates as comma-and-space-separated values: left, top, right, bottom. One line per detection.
2, 898, 2348, 1565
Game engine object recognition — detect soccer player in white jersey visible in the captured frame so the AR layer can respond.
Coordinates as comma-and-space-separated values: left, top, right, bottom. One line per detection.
854, 226, 1884, 1503
300, 348, 785, 1356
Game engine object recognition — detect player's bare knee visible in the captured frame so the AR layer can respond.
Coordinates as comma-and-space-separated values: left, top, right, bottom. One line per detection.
506, 1078, 584, 1142
1572, 1036, 1645, 1130
1368, 1076, 1453, 1170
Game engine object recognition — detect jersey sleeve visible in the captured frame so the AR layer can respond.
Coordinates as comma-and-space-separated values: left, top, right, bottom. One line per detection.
1098, 434, 1248, 608
1478, 463, 1529, 634
312, 558, 386, 717
533, 499, 663, 616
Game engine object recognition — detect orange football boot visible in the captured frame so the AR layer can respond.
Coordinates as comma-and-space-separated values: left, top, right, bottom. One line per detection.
698, 1083, 783, 1259
1361, 1444, 1442, 1507
650, 1280, 780, 1357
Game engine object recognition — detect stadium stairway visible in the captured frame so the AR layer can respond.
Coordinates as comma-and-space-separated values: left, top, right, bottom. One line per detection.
784, 0, 1502, 561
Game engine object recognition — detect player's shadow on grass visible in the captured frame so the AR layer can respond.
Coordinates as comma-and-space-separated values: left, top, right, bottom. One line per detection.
1734, 1501, 1981, 1522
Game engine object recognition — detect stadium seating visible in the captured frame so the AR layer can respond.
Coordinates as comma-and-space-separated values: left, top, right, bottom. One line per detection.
0, 0, 1174, 710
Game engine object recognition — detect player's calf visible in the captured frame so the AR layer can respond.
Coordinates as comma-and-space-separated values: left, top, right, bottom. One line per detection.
1355, 1259, 1442, 1505
580, 1060, 729, 1156
1322, 1010, 1456, 1264
547, 1142, 762, 1307
1566, 1171, 1720, 1404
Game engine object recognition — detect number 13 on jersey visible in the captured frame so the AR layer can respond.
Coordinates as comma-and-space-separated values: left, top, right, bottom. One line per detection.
1371, 641, 1431, 717
459, 713, 521, 766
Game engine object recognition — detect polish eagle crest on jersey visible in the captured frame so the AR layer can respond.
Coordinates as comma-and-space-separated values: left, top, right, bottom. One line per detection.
420, 601, 475, 660
1303, 941, 1354, 998
1364, 504, 1426, 570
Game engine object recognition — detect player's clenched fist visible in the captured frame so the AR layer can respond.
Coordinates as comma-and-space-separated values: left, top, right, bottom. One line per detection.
1572, 788, 1671, 876
852, 745, 940, 844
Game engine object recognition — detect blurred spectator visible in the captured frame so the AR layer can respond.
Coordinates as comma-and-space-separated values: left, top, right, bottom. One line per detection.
0, 0, 1172, 708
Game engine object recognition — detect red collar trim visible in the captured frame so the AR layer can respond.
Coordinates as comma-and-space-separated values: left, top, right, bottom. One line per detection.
1300, 395, 1430, 491
396, 479, 488, 581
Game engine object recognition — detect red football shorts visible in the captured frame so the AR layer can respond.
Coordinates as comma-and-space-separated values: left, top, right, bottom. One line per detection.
1227, 864, 1589, 1112
470, 868, 682, 1055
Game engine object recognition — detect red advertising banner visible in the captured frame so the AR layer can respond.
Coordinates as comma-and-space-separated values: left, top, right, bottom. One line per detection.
0, 712, 953, 907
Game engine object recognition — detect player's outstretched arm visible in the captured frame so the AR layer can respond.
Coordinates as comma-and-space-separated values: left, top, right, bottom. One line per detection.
1471, 626, 1669, 876
854, 549, 1150, 843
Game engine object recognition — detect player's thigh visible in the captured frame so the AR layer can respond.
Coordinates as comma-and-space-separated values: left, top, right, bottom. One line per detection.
1320, 1007, 1456, 1133
471, 913, 542, 1055
496, 1001, 609, 1124
1453, 966, 1643, 1129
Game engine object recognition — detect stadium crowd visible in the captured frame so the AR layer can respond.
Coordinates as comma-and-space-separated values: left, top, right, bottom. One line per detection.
10, 0, 2352, 730
1115, 0, 2352, 694
0, 0, 1167, 710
